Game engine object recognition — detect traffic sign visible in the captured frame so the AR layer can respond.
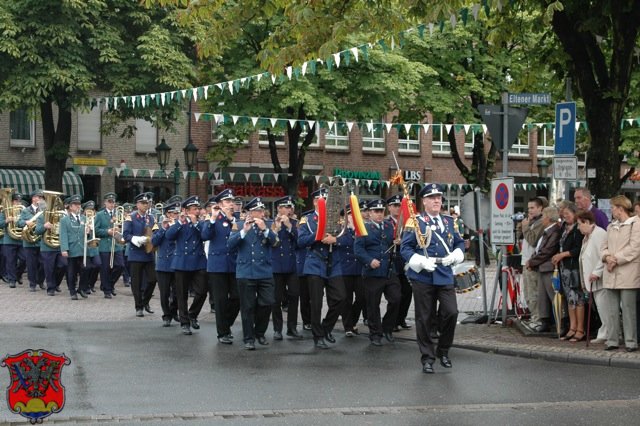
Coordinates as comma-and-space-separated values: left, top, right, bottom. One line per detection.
490, 178, 514, 245
553, 156, 578, 180
478, 105, 528, 152
505, 93, 551, 105
555, 102, 576, 155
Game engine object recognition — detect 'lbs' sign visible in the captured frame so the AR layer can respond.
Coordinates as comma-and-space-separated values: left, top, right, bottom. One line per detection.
555, 102, 576, 155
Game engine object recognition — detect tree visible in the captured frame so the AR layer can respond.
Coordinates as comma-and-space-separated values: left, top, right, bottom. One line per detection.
204, 21, 434, 198
0, 0, 197, 192
164, 0, 640, 198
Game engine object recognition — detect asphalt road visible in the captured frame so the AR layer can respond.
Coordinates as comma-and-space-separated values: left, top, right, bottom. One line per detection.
2, 321, 640, 425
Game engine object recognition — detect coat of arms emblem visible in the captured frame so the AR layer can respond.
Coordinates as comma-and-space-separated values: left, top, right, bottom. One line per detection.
2, 349, 70, 424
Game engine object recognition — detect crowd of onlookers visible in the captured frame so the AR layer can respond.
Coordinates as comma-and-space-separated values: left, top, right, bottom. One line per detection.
517, 187, 640, 352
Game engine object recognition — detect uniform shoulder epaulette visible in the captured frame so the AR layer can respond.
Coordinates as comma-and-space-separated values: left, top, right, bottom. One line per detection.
299, 216, 307, 226
231, 222, 239, 231
404, 217, 416, 229
124, 213, 133, 222
442, 214, 454, 220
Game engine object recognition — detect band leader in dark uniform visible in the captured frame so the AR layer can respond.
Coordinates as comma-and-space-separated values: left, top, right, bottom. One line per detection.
400, 183, 465, 374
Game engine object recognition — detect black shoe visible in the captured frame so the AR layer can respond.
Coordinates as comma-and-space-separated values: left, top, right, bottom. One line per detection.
190, 319, 200, 330
144, 304, 154, 314
70, 294, 78, 300
383, 332, 395, 343
111, 290, 117, 296
370, 338, 382, 347
181, 325, 192, 335
325, 332, 336, 344
273, 331, 283, 341
104, 293, 112, 299
286, 329, 303, 339
604, 345, 619, 351
1, 276, 7, 283
227, 333, 234, 339
17, 278, 23, 285
39, 283, 45, 290
163, 319, 171, 327
245, 341, 256, 350
626, 347, 638, 353
439, 355, 452, 368
422, 363, 434, 374
9, 282, 16, 289
314, 338, 329, 349
79, 290, 89, 299
303, 323, 312, 331
90, 288, 96, 293
55, 286, 61, 293
218, 335, 233, 345
173, 314, 180, 323
136, 310, 144, 317
257, 336, 269, 346
47, 290, 55, 296
400, 321, 412, 329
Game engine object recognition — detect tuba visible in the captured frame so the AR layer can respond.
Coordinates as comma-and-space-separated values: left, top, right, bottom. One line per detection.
1, 188, 24, 240
42, 190, 65, 249
21, 199, 48, 244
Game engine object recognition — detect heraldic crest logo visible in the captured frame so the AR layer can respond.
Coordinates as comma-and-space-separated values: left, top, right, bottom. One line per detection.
1, 349, 71, 424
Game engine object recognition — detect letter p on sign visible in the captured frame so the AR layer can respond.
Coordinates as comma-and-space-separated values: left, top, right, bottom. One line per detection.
555, 102, 576, 155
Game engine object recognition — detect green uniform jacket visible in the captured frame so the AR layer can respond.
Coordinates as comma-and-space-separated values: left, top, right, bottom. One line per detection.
94, 209, 125, 253
59, 213, 86, 258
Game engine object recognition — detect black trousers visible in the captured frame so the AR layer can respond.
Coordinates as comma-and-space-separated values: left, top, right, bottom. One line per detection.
341, 275, 366, 331
364, 276, 401, 339
66, 256, 84, 295
2, 244, 26, 283
237, 278, 275, 343
411, 281, 458, 365
129, 261, 157, 311
99, 251, 124, 294
308, 275, 346, 339
299, 275, 311, 325
272, 272, 300, 333
175, 269, 207, 326
157, 271, 178, 321
81, 254, 101, 291
209, 272, 240, 338
396, 272, 413, 326
24, 246, 43, 287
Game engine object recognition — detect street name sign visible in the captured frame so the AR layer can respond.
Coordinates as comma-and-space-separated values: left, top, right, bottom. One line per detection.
505, 93, 551, 105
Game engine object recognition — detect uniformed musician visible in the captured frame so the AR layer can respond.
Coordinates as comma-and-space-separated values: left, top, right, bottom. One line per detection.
270, 195, 303, 340
201, 189, 240, 344
152, 200, 180, 327
227, 197, 279, 350
338, 205, 364, 337
0, 192, 27, 288
34, 195, 68, 297
165, 196, 208, 335
400, 183, 465, 374
94, 193, 125, 298
80, 201, 102, 294
58, 195, 89, 299
296, 209, 313, 331
123, 193, 157, 317
386, 194, 413, 331
297, 189, 348, 349
17, 189, 46, 292
354, 199, 401, 345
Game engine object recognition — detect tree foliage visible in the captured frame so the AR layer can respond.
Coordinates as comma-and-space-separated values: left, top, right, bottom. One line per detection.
0, 0, 198, 192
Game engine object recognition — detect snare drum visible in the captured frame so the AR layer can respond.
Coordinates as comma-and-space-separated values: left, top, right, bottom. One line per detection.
452, 262, 481, 294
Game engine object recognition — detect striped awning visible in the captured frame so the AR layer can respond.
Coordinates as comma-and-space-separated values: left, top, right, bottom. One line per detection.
0, 169, 84, 198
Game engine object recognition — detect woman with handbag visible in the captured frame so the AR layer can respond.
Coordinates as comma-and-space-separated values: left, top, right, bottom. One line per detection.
601, 195, 640, 352
551, 202, 585, 341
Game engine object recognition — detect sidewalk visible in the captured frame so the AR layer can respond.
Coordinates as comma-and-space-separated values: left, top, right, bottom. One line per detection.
2, 273, 639, 369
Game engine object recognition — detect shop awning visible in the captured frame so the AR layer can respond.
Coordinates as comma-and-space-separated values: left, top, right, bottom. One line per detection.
0, 169, 84, 198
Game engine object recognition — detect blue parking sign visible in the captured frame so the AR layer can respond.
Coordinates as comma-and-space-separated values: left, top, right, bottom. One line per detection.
555, 102, 576, 155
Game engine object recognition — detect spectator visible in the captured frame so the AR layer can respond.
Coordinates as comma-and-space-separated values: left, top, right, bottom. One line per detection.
525, 207, 561, 333
601, 195, 640, 352
551, 202, 585, 341
577, 210, 609, 344
574, 187, 609, 230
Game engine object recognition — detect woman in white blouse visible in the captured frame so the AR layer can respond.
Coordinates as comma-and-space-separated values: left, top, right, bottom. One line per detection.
577, 210, 609, 344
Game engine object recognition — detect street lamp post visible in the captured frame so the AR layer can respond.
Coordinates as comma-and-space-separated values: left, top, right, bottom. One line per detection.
183, 139, 198, 195
155, 137, 180, 197
537, 158, 550, 198
173, 159, 180, 195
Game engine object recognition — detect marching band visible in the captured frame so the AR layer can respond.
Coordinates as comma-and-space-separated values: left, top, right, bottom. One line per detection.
0, 182, 467, 373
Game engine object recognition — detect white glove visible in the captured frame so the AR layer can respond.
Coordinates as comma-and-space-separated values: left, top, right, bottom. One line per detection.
407, 254, 427, 273
421, 257, 436, 272
442, 248, 465, 266
131, 236, 148, 247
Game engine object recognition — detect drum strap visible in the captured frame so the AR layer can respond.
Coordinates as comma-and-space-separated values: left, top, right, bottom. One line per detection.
431, 230, 452, 256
